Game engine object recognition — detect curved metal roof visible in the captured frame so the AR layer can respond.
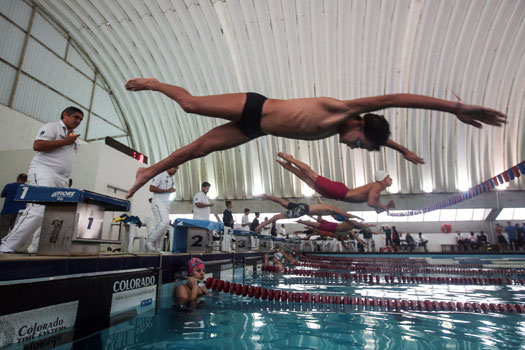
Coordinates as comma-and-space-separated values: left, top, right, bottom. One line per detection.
35, 0, 525, 200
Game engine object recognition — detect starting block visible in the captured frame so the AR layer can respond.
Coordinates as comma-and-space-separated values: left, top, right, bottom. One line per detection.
173, 218, 223, 253
16, 186, 130, 256
257, 235, 273, 252
233, 231, 253, 252
272, 237, 284, 250
301, 240, 313, 252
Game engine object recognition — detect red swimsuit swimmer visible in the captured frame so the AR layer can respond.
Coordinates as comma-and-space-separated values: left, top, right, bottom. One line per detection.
318, 221, 338, 233
313, 176, 349, 200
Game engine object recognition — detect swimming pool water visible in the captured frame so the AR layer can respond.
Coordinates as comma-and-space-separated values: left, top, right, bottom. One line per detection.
59, 255, 525, 349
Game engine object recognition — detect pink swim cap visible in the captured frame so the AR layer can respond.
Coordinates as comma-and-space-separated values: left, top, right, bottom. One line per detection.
188, 257, 205, 275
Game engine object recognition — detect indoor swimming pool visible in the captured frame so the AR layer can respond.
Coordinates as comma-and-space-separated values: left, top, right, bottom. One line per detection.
53, 254, 525, 349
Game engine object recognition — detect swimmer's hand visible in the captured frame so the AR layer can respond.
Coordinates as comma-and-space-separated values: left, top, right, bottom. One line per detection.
188, 276, 198, 289
387, 200, 396, 210
403, 150, 425, 165
454, 103, 506, 128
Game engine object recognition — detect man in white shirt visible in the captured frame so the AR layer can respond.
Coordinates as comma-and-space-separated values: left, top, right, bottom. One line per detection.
147, 166, 178, 252
0, 107, 84, 253
193, 182, 213, 220
279, 224, 287, 237
241, 208, 250, 230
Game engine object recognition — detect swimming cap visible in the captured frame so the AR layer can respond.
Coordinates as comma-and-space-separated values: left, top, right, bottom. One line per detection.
188, 257, 205, 275
374, 170, 389, 182
274, 252, 283, 262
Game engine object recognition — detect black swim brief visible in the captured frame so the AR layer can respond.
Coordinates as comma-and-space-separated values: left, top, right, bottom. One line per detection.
237, 92, 268, 139
285, 202, 310, 218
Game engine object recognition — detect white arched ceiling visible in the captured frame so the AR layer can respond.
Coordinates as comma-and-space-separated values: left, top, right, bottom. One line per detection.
34, 0, 525, 201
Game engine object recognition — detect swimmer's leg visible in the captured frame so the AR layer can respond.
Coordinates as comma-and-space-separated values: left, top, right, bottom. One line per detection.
277, 153, 318, 188
125, 78, 247, 120
260, 194, 290, 209
127, 122, 250, 198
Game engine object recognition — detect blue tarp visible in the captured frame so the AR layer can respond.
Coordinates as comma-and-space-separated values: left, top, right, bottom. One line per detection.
173, 218, 223, 231
233, 229, 255, 236
15, 186, 130, 211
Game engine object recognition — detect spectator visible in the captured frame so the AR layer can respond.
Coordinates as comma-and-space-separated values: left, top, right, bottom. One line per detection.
383, 225, 393, 247
222, 200, 234, 229
468, 232, 479, 251
405, 233, 416, 252
260, 217, 271, 236
362, 228, 373, 252
270, 222, 277, 237
414, 232, 427, 252
391, 226, 400, 251
279, 224, 286, 237
0, 173, 28, 240
250, 212, 260, 232
505, 222, 517, 251
495, 223, 508, 252
241, 208, 250, 230
477, 231, 488, 251
193, 182, 213, 220
455, 231, 469, 251
515, 224, 525, 251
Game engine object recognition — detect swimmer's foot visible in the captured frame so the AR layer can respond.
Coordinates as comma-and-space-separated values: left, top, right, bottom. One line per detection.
254, 194, 269, 200
125, 78, 159, 91
126, 167, 150, 199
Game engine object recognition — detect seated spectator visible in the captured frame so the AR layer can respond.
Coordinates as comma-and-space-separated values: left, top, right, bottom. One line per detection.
405, 233, 416, 252
417, 232, 428, 252
477, 231, 488, 251
174, 258, 208, 306
455, 231, 469, 251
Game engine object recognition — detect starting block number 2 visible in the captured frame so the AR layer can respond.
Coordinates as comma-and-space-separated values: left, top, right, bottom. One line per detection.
191, 235, 204, 247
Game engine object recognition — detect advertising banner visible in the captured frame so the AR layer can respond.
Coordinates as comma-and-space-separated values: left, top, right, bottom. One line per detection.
0, 301, 78, 348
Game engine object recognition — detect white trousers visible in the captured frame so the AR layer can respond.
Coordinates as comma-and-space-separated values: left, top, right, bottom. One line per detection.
149, 201, 170, 250
0, 167, 68, 253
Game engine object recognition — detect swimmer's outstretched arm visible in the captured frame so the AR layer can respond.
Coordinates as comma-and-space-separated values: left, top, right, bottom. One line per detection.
344, 94, 506, 128
384, 139, 425, 165
367, 185, 395, 214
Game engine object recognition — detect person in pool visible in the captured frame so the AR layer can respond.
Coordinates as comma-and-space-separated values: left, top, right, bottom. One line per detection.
124, 78, 505, 198
174, 257, 208, 305
264, 249, 302, 273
